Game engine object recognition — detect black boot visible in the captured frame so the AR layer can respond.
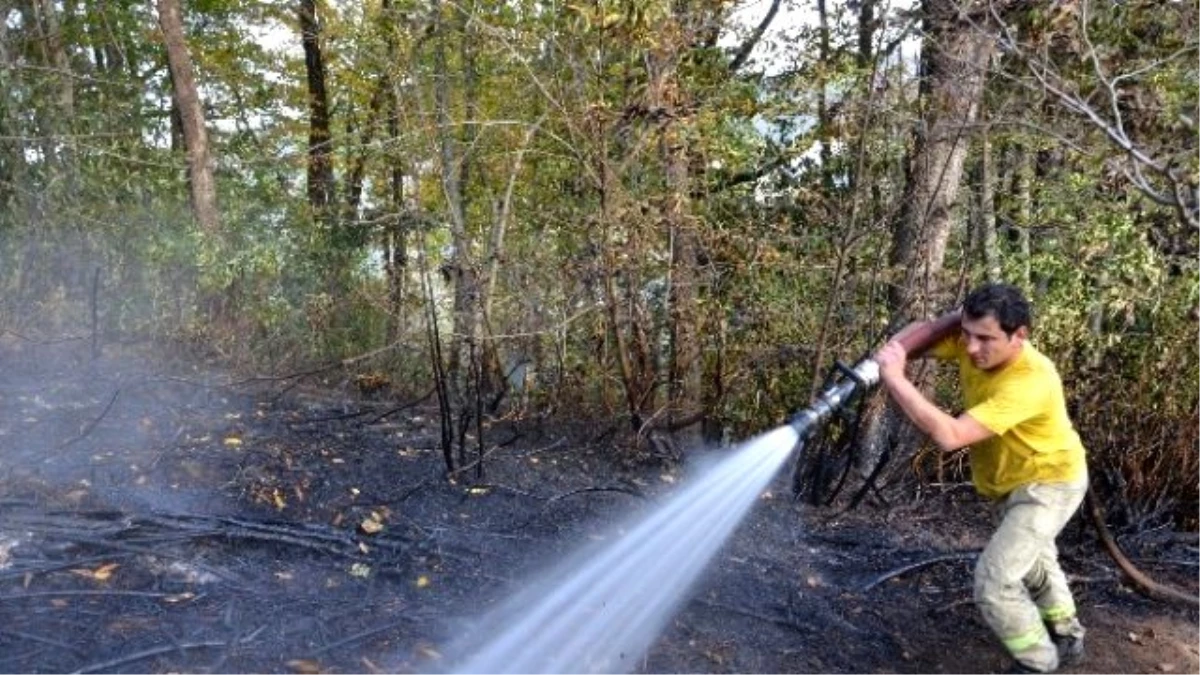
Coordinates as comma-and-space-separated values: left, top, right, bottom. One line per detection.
1053, 633, 1084, 667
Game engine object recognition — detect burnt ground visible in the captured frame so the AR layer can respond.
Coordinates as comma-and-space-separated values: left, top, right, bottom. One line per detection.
0, 340, 1196, 675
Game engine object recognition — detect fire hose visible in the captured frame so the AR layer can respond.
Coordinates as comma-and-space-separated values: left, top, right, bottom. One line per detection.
787, 312, 961, 508
785, 311, 1197, 607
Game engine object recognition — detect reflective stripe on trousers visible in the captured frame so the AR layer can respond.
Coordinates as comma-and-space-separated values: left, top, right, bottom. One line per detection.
974, 476, 1088, 673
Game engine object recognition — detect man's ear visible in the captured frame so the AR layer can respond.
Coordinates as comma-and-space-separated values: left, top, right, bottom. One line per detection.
1013, 326, 1029, 342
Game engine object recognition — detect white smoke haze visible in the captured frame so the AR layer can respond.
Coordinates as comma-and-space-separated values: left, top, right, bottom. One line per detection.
0, 228, 243, 517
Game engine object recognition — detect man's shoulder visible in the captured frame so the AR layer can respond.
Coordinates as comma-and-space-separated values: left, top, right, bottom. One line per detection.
1006, 343, 1064, 389
1019, 342, 1060, 372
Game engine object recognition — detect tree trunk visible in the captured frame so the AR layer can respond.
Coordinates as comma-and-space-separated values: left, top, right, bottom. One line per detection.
344, 79, 388, 227
156, 0, 220, 236
973, 121, 1000, 282
457, 0, 478, 224
859, 0, 996, 487
432, 0, 479, 467
664, 127, 702, 442
0, 12, 27, 214
298, 0, 336, 220
32, 0, 74, 175
1012, 143, 1034, 289
33, 0, 73, 115
481, 117, 542, 371
887, 0, 994, 318
598, 160, 655, 432
650, 16, 702, 445
816, 0, 834, 193
384, 0, 408, 343
857, 0, 878, 68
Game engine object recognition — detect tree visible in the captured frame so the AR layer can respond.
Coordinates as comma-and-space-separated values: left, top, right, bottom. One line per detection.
156, 0, 221, 236
856, 0, 997, 486
299, 0, 336, 222
0, 10, 27, 216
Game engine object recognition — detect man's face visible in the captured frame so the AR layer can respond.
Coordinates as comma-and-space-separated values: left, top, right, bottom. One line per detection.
961, 313, 1026, 371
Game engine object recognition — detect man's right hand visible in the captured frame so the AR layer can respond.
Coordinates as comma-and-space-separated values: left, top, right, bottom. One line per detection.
874, 340, 908, 385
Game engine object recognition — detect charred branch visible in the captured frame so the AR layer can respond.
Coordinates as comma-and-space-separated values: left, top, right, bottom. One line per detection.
1085, 486, 1200, 608
860, 551, 979, 592
72, 641, 226, 674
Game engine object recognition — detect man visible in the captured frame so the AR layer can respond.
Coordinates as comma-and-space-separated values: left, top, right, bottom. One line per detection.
874, 283, 1088, 674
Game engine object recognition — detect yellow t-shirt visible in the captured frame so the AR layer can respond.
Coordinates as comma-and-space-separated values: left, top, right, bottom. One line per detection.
931, 336, 1087, 500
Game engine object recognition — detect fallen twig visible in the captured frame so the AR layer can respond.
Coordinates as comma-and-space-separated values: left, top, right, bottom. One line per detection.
3, 507, 397, 570
0, 553, 138, 581
287, 408, 376, 425
0, 589, 188, 602
1085, 486, 1200, 607
928, 597, 974, 616
58, 388, 121, 448
0, 647, 46, 666
860, 551, 979, 592
309, 617, 414, 655
522, 437, 569, 456
689, 597, 799, 631
542, 485, 646, 506
365, 387, 436, 424
1132, 557, 1200, 569
502, 485, 647, 532
71, 641, 226, 674
447, 432, 526, 479
0, 628, 85, 655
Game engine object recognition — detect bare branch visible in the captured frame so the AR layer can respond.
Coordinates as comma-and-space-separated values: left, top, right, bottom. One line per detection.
728, 0, 781, 73
1121, 164, 1179, 209
986, 0, 1198, 227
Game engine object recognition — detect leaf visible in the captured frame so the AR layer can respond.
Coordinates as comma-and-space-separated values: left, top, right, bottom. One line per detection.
93, 563, 119, 581
287, 659, 322, 674
223, 436, 242, 447
349, 563, 371, 578
162, 592, 196, 604
360, 512, 384, 534
71, 563, 119, 581
416, 575, 430, 588
415, 643, 442, 660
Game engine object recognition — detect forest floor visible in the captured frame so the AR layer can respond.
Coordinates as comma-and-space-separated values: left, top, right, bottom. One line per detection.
0, 339, 1196, 674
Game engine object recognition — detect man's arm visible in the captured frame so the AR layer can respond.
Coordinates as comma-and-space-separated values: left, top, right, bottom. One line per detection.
888, 311, 963, 360
873, 340, 993, 452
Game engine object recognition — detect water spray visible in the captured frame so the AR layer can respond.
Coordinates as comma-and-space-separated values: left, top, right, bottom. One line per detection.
446, 312, 962, 674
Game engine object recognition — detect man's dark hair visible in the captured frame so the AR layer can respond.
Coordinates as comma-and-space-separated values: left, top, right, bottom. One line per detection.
963, 283, 1032, 336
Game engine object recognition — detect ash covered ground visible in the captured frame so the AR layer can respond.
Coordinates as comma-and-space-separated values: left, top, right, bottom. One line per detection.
1, 339, 1196, 674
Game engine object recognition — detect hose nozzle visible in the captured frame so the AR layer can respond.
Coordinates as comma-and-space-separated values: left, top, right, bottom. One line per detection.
787, 359, 880, 438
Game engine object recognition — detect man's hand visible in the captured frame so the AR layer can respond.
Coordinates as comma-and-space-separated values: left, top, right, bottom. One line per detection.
874, 340, 908, 384
872, 337, 994, 452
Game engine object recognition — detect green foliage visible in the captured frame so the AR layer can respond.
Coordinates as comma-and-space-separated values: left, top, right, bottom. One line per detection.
0, 0, 1192, 522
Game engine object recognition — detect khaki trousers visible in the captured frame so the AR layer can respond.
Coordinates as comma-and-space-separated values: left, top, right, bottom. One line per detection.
974, 476, 1088, 672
